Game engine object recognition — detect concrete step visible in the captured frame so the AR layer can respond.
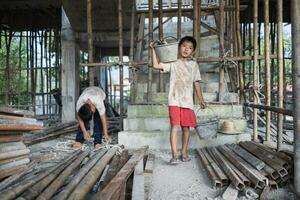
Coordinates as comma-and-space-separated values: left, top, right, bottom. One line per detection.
124, 117, 247, 132
127, 104, 243, 118
118, 130, 251, 149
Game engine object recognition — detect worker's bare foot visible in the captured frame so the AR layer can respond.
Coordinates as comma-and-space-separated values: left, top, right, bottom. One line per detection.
94, 143, 102, 150
73, 142, 82, 150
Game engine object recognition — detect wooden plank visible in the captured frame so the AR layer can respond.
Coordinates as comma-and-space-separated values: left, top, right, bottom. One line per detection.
0, 149, 30, 160
0, 124, 43, 131
96, 146, 148, 200
0, 134, 23, 142
144, 153, 155, 173
132, 159, 145, 200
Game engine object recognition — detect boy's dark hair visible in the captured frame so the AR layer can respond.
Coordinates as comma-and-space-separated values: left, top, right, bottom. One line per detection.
78, 104, 93, 122
178, 36, 197, 50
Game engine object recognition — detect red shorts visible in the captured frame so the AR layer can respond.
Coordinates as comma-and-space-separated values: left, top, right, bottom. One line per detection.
168, 106, 197, 128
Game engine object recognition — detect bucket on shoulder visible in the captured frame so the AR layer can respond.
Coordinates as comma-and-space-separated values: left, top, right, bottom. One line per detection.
153, 36, 178, 63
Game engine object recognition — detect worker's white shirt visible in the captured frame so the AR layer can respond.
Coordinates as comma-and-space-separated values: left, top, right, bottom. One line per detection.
76, 86, 106, 115
161, 59, 201, 110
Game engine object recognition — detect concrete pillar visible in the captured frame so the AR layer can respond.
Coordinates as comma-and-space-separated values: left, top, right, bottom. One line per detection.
292, 0, 300, 196
61, 7, 80, 122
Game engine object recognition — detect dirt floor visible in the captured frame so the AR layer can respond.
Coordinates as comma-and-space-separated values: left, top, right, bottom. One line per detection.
146, 150, 297, 200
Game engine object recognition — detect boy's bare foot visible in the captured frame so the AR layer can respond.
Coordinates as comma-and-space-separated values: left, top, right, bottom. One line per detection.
94, 143, 102, 150
73, 142, 82, 150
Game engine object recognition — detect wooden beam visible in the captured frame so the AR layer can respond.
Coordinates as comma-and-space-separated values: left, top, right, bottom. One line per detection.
132, 159, 145, 200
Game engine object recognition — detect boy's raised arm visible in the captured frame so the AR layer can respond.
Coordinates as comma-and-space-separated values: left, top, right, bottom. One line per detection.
150, 43, 163, 69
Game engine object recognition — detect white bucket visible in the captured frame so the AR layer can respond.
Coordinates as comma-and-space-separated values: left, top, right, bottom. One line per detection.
153, 36, 178, 63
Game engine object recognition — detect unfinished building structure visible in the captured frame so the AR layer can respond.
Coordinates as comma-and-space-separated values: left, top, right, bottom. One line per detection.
0, 0, 300, 198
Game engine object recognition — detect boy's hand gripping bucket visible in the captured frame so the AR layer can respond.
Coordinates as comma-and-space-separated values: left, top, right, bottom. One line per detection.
153, 36, 178, 63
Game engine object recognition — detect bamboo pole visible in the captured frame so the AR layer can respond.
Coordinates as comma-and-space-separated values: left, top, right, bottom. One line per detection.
118, 0, 124, 129
277, 0, 284, 151
158, 0, 164, 92
55, 149, 107, 200
218, 0, 225, 102
253, 0, 259, 142
87, 0, 94, 86
264, 0, 271, 142
177, 0, 182, 39
129, 3, 136, 104
147, 0, 154, 102
291, 0, 300, 196
36, 150, 90, 200
193, 0, 200, 57
244, 103, 293, 116
235, 0, 244, 103
66, 148, 117, 200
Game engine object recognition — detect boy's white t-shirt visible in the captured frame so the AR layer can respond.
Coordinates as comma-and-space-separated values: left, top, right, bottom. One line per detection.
161, 59, 201, 110
76, 86, 106, 115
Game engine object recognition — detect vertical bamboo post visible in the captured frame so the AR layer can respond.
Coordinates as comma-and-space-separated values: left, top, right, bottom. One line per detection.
130, 2, 136, 104
158, 0, 164, 92
253, 0, 259, 142
193, 0, 200, 57
236, 0, 244, 103
177, 0, 182, 40
118, 0, 124, 128
218, 0, 225, 101
291, 0, 300, 195
147, 0, 154, 102
277, 0, 284, 151
87, 0, 94, 86
264, 0, 271, 142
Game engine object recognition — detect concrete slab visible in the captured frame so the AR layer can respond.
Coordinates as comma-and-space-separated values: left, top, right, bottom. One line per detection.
127, 104, 243, 118
118, 130, 251, 149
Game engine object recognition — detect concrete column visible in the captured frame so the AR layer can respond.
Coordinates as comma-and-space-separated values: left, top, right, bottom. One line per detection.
61, 7, 80, 122
292, 0, 300, 196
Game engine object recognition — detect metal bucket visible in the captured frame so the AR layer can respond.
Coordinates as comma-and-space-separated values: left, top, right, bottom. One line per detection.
153, 36, 178, 63
195, 119, 219, 139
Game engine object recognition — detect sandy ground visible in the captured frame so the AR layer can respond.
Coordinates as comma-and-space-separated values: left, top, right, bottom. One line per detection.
147, 150, 297, 200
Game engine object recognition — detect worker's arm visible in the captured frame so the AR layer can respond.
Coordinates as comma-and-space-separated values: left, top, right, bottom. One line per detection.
77, 114, 90, 141
149, 43, 163, 70
194, 81, 207, 109
100, 113, 112, 143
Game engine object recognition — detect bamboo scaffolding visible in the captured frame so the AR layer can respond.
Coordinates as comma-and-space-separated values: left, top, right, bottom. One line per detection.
253, 0, 259, 142
244, 103, 293, 116
158, 0, 164, 92
177, 0, 182, 39
87, 0, 94, 86
130, 3, 136, 104
218, 0, 225, 101
118, 0, 124, 128
264, 0, 271, 142
147, 0, 154, 102
277, 0, 284, 151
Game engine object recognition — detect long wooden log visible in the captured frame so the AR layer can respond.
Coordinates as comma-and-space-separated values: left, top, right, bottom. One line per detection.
0, 107, 34, 117
196, 149, 222, 187
244, 103, 293, 116
55, 149, 108, 200
68, 147, 118, 200
36, 150, 90, 200
218, 146, 266, 189
226, 144, 265, 170
0, 158, 30, 171
0, 164, 27, 179
208, 147, 245, 191
0, 150, 81, 200
94, 146, 148, 200
0, 134, 23, 142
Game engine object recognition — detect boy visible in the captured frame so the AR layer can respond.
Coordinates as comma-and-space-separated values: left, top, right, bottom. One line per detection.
150, 36, 207, 164
73, 86, 112, 150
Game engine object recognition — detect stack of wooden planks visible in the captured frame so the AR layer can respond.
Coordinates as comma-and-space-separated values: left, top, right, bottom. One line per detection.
0, 107, 43, 179
197, 141, 293, 199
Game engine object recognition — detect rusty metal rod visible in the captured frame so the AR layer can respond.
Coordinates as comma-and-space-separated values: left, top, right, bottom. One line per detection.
197, 149, 222, 187
208, 147, 245, 191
